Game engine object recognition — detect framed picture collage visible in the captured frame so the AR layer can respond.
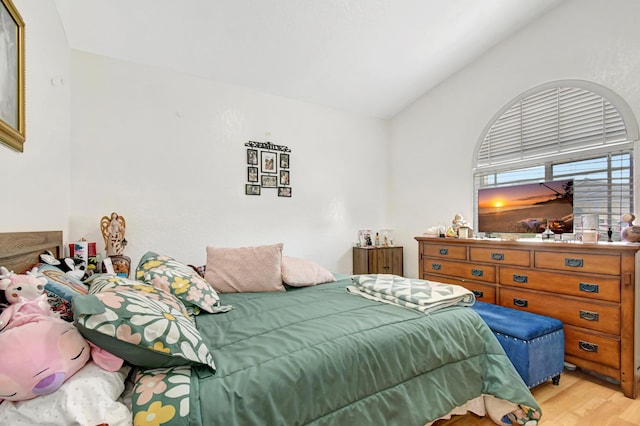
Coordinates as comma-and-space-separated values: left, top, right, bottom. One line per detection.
245, 140, 291, 197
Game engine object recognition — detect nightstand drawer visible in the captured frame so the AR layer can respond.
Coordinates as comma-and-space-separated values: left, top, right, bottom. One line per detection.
423, 273, 496, 303
499, 288, 620, 335
470, 247, 530, 266
499, 267, 621, 302
422, 258, 495, 283
534, 251, 620, 275
564, 325, 620, 369
421, 243, 467, 260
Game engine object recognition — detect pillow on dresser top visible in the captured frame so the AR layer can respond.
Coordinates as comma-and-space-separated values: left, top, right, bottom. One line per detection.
204, 243, 285, 293
281, 256, 337, 287
136, 251, 220, 314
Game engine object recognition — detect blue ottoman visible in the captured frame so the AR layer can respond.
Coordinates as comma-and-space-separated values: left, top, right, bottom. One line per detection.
471, 301, 564, 388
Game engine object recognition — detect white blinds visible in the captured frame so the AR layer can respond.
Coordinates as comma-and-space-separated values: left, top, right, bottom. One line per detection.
474, 83, 634, 240
477, 87, 630, 170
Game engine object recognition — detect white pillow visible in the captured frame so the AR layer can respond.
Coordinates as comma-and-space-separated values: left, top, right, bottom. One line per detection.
282, 256, 337, 287
0, 362, 131, 426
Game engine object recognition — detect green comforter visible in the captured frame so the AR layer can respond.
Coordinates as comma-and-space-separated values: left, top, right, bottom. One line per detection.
189, 275, 540, 425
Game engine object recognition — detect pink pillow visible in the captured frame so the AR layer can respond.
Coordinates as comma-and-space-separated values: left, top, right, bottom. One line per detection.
204, 243, 285, 293
281, 256, 336, 287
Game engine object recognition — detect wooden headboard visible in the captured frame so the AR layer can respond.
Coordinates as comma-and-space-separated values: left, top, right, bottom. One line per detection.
0, 231, 63, 273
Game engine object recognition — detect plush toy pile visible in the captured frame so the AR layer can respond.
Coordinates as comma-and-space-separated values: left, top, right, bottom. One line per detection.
39, 250, 88, 281
0, 268, 122, 402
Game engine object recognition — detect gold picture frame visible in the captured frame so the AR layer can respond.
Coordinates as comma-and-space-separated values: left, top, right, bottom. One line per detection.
0, 0, 25, 152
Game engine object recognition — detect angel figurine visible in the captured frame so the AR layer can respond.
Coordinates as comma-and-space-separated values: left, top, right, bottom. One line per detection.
100, 212, 127, 256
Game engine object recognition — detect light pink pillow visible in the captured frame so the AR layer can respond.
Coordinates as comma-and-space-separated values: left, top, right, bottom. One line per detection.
204, 243, 285, 293
281, 256, 336, 287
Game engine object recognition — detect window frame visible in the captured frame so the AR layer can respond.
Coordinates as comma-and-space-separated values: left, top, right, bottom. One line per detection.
473, 80, 639, 240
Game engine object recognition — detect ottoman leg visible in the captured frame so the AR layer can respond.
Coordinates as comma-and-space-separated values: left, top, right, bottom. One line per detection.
552, 374, 561, 385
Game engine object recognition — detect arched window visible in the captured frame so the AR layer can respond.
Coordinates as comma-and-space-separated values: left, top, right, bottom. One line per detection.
473, 80, 638, 240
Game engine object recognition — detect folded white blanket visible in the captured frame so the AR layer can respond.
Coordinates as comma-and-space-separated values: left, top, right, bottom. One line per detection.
347, 274, 475, 314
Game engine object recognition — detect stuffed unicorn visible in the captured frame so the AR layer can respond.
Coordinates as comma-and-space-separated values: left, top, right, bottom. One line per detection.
0, 266, 47, 305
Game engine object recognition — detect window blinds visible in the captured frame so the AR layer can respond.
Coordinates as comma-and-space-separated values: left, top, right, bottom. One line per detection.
474, 84, 634, 240
477, 87, 630, 170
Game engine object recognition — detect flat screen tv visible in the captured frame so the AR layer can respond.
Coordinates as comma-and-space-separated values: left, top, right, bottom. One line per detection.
478, 179, 573, 235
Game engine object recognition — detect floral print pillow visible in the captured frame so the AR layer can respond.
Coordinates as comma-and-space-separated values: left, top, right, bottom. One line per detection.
136, 252, 220, 314
72, 285, 216, 370
86, 274, 191, 317
131, 366, 192, 426
87, 273, 150, 293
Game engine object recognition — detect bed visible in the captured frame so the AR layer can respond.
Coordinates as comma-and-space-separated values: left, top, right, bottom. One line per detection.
0, 231, 541, 425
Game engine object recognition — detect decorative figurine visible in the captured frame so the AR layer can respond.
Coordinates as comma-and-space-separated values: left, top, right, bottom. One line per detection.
100, 212, 127, 256
620, 213, 640, 242
100, 212, 131, 277
452, 214, 473, 238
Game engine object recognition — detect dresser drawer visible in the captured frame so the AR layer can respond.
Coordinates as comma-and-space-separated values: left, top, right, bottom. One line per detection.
423, 273, 496, 303
534, 251, 620, 275
470, 247, 530, 266
499, 267, 621, 302
499, 288, 620, 335
422, 258, 496, 283
564, 325, 620, 369
421, 243, 467, 260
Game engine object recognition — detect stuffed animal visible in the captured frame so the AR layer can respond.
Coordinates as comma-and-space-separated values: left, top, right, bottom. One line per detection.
40, 250, 88, 281
0, 296, 123, 402
0, 267, 47, 305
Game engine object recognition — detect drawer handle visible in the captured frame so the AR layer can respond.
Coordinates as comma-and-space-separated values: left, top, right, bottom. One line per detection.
491, 252, 504, 261
431, 263, 441, 271
513, 274, 528, 283
579, 310, 599, 322
472, 290, 484, 298
579, 341, 599, 353
565, 258, 584, 268
471, 269, 484, 277
439, 248, 449, 255
579, 283, 599, 293
513, 298, 528, 308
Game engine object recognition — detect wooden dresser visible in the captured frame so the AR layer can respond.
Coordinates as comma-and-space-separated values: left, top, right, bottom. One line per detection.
415, 236, 640, 398
353, 246, 403, 276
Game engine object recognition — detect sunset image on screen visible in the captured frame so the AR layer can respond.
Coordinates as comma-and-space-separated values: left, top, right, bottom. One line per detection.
478, 180, 573, 234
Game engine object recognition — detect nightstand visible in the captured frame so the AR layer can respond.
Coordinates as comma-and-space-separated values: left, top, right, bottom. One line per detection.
352, 246, 403, 275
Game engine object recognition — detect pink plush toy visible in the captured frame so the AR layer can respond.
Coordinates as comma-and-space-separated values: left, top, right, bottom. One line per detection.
0, 266, 47, 304
0, 296, 123, 402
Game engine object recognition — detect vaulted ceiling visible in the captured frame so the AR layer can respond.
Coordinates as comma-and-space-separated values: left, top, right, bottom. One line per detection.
54, 0, 561, 118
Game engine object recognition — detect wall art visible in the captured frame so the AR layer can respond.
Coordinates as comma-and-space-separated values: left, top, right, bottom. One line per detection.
0, 0, 25, 152
246, 184, 261, 196
248, 167, 258, 182
244, 140, 292, 197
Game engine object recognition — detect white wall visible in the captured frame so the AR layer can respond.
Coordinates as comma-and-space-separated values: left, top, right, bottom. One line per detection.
0, 0, 70, 235
6, 0, 640, 280
68, 51, 389, 273
389, 0, 640, 278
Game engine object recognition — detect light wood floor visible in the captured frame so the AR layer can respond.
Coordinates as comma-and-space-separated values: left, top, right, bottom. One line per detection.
434, 369, 640, 425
